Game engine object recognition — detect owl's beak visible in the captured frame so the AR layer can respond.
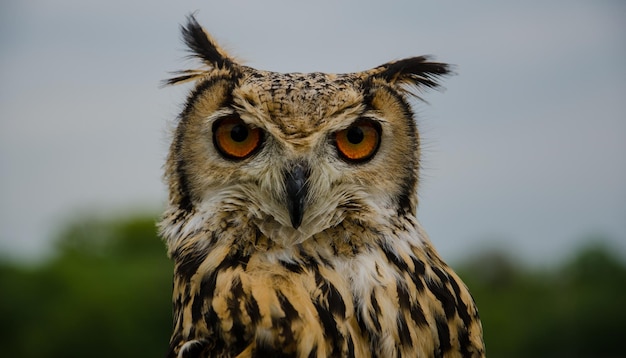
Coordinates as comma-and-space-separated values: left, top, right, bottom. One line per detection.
284, 163, 310, 229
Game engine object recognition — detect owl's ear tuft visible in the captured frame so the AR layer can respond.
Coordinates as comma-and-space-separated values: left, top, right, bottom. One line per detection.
163, 15, 235, 86
181, 14, 233, 69
370, 56, 452, 93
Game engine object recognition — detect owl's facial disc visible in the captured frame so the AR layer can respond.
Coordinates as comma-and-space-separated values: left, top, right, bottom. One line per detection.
284, 162, 310, 229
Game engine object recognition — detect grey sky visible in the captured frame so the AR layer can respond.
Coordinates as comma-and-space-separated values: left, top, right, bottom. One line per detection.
1, 0, 625, 264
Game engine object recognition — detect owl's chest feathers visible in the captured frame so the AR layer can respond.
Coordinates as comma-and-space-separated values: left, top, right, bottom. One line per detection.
169, 213, 482, 357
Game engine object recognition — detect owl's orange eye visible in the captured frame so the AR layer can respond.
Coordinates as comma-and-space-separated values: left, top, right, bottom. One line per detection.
334, 119, 381, 162
213, 116, 263, 159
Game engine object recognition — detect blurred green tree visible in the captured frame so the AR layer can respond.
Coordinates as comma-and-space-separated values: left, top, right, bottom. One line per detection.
0, 214, 173, 358
458, 241, 626, 358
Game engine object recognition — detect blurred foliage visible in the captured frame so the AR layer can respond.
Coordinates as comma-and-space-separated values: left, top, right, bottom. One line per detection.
1, 214, 625, 357
458, 243, 626, 358
0, 215, 173, 358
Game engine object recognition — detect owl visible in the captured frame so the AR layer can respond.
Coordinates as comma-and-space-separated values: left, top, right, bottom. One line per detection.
160, 15, 485, 358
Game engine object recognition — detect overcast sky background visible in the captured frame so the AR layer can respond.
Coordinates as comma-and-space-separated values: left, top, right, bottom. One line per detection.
1, 0, 625, 265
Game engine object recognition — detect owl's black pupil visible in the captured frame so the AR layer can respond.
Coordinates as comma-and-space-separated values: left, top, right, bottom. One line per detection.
346, 126, 364, 144
230, 124, 249, 142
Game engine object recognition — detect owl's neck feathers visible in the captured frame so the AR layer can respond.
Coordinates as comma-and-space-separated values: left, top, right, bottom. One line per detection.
159, 188, 434, 266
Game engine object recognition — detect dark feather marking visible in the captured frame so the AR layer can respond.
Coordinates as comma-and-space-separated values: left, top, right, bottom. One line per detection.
448, 274, 473, 327
432, 266, 450, 284
426, 275, 457, 319
435, 315, 452, 354
298, 249, 321, 269
245, 293, 262, 325
203, 304, 219, 336
347, 334, 355, 358
399, 280, 428, 340
411, 274, 425, 294
182, 284, 192, 305
434, 343, 443, 358
412, 256, 426, 275
275, 290, 299, 349
381, 244, 409, 272
175, 246, 209, 281
368, 291, 382, 331
409, 301, 428, 327
458, 325, 471, 357
229, 333, 247, 357
173, 295, 183, 316
200, 261, 225, 301
174, 162, 193, 213
269, 313, 295, 351
410, 257, 426, 293
327, 285, 347, 318
313, 301, 342, 355
227, 278, 247, 345
301, 247, 333, 270
315, 271, 346, 318
171, 106, 193, 213
356, 307, 369, 340
211, 336, 226, 356
187, 325, 197, 342
279, 259, 304, 273
192, 250, 241, 324
277, 291, 299, 321
318, 253, 334, 268
361, 87, 376, 112
357, 309, 380, 358
397, 314, 413, 346
381, 87, 418, 215
396, 281, 411, 311
396, 184, 414, 216
307, 345, 318, 358
192, 273, 214, 323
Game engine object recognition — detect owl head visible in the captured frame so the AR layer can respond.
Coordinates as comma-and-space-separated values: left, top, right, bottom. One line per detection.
162, 16, 450, 248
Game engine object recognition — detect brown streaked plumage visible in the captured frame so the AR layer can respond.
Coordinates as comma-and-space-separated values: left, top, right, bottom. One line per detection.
160, 15, 485, 358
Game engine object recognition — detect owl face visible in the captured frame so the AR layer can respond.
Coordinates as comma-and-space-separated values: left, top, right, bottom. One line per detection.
164, 16, 449, 246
